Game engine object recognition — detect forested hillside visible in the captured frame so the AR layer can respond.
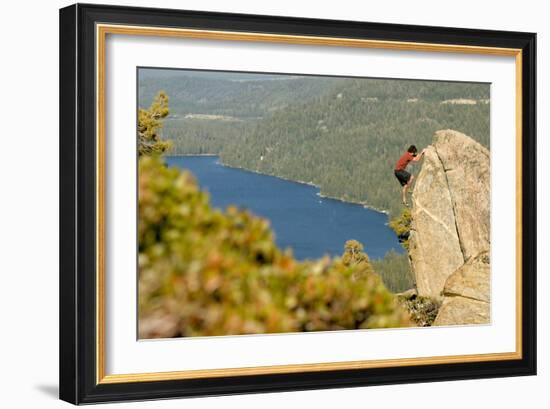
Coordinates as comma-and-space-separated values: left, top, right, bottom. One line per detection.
139, 69, 340, 118
165, 119, 249, 155
139, 70, 490, 217
220, 78, 490, 217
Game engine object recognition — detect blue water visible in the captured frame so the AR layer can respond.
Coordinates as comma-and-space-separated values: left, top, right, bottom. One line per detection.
165, 156, 403, 260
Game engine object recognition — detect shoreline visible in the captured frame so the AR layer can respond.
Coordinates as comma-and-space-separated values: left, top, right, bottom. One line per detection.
316, 192, 389, 215
167, 154, 390, 217
220, 160, 390, 215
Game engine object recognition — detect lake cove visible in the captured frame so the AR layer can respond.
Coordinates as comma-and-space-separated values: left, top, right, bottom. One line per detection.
165, 156, 403, 260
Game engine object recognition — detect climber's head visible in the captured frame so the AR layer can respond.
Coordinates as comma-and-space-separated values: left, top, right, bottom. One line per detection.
407, 145, 418, 156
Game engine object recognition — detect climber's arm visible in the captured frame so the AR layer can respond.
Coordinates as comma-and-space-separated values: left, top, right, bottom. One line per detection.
412, 149, 426, 162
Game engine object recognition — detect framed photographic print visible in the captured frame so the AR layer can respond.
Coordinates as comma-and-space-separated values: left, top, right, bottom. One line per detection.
59, 3, 536, 404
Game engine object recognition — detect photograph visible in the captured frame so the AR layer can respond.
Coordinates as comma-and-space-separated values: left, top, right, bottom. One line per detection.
137, 68, 491, 339
1, 0, 545, 404
55, 2, 537, 405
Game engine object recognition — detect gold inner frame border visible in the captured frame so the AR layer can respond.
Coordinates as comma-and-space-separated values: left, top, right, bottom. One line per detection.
95, 23, 523, 385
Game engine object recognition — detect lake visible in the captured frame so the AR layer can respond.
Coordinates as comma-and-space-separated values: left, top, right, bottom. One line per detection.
165, 156, 403, 260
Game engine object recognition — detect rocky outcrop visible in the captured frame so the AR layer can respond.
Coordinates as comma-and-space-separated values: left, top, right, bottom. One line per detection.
408, 145, 464, 298
433, 251, 490, 325
408, 129, 490, 325
434, 130, 490, 260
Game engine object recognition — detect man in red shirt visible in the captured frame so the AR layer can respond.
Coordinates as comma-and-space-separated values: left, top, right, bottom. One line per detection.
394, 145, 425, 206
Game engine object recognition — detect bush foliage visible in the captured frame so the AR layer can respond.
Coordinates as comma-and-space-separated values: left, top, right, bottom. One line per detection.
138, 157, 411, 338
389, 208, 412, 250
397, 293, 441, 327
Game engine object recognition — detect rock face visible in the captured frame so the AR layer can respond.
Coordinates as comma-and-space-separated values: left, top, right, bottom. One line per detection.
408, 145, 464, 298
408, 129, 490, 325
433, 251, 490, 325
435, 130, 490, 260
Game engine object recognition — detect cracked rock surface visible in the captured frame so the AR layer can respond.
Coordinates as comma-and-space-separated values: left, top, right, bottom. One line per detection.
408, 130, 490, 325
434, 251, 490, 326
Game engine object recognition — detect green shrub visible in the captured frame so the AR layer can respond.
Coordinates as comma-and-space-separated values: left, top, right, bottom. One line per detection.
389, 208, 412, 250
397, 293, 441, 327
138, 157, 411, 338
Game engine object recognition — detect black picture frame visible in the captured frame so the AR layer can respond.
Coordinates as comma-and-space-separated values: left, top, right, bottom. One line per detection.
59, 3, 536, 405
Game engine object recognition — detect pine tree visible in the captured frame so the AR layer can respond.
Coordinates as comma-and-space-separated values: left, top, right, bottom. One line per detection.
138, 91, 172, 156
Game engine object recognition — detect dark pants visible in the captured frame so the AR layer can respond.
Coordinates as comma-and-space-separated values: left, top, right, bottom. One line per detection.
394, 169, 411, 186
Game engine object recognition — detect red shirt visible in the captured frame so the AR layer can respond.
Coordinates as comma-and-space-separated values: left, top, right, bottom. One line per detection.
395, 152, 415, 171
